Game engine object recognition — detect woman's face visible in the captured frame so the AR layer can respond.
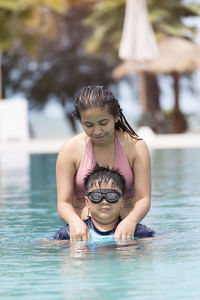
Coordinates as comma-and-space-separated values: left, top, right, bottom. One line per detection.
80, 106, 118, 144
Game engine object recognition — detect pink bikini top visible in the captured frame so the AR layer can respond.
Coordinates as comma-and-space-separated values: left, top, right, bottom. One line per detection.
74, 134, 134, 200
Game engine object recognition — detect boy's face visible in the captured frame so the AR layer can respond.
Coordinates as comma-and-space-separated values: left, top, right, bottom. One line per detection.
85, 180, 124, 225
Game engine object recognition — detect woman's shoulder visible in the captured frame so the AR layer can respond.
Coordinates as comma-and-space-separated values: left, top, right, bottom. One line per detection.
58, 133, 87, 160
116, 130, 149, 161
116, 130, 147, 148
61, 132, 84, 148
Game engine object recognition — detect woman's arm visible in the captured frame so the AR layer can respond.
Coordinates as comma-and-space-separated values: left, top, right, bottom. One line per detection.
114, 139, 151, 239
56, 141, 90, 241
129, 139, 151, 222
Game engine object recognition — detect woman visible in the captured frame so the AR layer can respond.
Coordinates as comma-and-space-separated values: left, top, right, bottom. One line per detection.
56, 85, 151, 241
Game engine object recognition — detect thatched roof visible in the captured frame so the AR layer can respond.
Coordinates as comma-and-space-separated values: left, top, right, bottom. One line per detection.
113, 36, 200, 79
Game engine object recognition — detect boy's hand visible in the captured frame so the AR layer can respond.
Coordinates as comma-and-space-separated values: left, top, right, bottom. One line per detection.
69, 217, 90, 242
114, 216, 136, 240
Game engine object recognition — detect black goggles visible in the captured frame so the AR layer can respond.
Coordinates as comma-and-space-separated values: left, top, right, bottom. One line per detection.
86, 189, 122, 203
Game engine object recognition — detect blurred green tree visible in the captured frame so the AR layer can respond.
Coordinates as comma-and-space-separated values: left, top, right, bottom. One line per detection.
84, 0, 200, 133
0, 0, 66, 98
2, 0, 200, 133
85, 0, 200, 55
2, 1, 115, 118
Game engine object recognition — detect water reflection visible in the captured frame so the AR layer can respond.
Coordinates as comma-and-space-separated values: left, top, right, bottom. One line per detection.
0, 154, 30, 204
29, 154, 57, 209
151, 148, 200, 198
150, 148, 200, 233
1, 149, 200, 299
53, 237, 165, 299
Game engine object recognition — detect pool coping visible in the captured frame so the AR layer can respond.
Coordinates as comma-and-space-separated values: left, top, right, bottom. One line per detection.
1, 132, 200, 154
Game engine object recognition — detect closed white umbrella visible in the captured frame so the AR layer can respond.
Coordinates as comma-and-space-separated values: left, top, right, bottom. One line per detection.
119, 0, 158, 61
119, 0, 158, 113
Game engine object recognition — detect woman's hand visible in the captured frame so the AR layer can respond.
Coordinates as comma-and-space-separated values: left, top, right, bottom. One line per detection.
69, 217, 90, 242
114, 216, 137, 240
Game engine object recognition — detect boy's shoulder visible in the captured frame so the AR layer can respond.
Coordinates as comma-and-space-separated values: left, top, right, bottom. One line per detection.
51, 219, 155, 240
135, 223, 156, 238
52, 223, 70, 240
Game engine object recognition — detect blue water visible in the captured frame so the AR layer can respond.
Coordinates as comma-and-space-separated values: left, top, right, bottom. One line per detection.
0, 149, 200, 299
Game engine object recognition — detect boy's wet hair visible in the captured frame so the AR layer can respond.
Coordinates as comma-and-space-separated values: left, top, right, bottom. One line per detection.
84, 165, 126, 195
73, 85, 140, 139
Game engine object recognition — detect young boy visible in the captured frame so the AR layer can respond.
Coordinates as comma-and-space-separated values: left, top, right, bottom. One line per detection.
52, 166, 155, 241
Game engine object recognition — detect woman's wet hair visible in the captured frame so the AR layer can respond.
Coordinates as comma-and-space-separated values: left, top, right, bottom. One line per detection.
73, 85, 139, 138
84, 165, 126, 195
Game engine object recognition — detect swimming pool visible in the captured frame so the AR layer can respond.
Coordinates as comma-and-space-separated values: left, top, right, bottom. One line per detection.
0, 148, 200, 299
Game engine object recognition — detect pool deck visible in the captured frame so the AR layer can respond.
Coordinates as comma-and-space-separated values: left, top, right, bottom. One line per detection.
1, 132, 200, 154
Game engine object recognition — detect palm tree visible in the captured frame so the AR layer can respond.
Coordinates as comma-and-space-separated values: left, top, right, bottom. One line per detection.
0, 0, 66, 99
3, 0, 115, 125
85, 0, 200, 60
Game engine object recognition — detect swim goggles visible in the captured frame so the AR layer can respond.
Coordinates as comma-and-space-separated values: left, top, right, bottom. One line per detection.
86, 189, 122, 203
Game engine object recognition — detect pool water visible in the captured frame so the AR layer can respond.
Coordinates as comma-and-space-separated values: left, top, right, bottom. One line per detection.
0, 149, 200, 299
